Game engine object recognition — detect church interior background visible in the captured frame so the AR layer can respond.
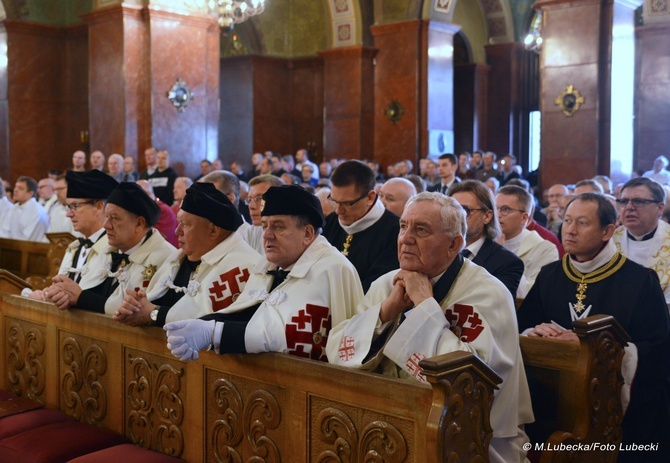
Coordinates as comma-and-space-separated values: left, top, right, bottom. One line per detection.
0, 0, 668, 192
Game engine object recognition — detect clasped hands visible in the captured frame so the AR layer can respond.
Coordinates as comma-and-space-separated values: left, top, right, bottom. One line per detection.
527, 323, 579, 343
34, 275, 83, 310
379, 270, 433, 323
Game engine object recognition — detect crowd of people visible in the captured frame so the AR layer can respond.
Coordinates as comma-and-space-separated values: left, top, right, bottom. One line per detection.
2, 146, 670, 463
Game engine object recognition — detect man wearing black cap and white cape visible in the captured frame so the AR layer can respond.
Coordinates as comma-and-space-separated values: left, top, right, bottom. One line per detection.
164, 185, 364, 362
26, 170, 118, 301
113, 182, 261, 327
49, 182, 175, 314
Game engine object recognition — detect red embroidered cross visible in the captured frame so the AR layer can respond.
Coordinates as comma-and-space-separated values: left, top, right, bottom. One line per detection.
406, 352, 426, 382
285, 304, 331, 361
337, 336, 355, 361
208, 267, 250, 311
445, 304, 485, 342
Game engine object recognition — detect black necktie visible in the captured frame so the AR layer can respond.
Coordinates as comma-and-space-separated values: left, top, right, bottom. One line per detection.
110, 252, 129, 272
266, 268, 290, 291
441, 184, 447, 194
78, 238, 94, 248
460, 249, 473, 259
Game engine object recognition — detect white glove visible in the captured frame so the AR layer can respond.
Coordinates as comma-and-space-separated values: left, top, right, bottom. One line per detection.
165, 319, 216, 362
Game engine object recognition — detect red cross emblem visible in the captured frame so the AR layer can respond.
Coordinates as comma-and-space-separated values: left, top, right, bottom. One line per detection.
337, 336, 355, 362
285, 304, 331, 361
445, 304, 484, 342
208, 267, 250, 311
406, 352, 426, 382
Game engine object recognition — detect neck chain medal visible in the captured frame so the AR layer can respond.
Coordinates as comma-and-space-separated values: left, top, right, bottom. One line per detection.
562, 252, 626, 314
342, 234, 353, 256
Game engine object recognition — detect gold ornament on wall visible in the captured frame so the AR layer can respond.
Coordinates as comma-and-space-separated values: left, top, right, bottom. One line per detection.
384, 99, 404, 125
555, 85, 585, 117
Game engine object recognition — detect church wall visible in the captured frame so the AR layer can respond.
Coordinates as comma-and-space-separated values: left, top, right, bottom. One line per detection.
4, 20, 88, 181
635, 24, 670, 174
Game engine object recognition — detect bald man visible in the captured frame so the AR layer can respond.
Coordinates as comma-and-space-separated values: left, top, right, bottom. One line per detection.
379, 177, 417, 216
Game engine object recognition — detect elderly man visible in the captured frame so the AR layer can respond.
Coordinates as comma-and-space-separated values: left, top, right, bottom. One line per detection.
122, 156, 139, 182
496, 185, 558, 297
114, 182, 260, 327
518, 193, 670, 463
46, 175, 76, 234
107, 153, 125, 182
89, 150, 105, 172
49, 182, 175, 314
612, 177, 670, 305
172, 176, 193, 214
541, 183, 569, 235
642, 155, 670, 185
164, 185, 363, 361
323, 160, 400, 291
327, 192, 533, 463
475, 151, 501, 182
239, 174, 284, 255
0, 176, 49, 242
379, 177, 416, 216
449, 180, 524, 297
37, 178, 57, 213
27, 170, 117, 301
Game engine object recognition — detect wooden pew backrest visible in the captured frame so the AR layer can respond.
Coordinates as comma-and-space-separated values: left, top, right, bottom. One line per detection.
0, 294, 501, 463
520, 315, 630, 463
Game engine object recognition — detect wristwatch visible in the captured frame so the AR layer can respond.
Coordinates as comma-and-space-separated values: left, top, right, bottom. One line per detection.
150, 308, 159, 322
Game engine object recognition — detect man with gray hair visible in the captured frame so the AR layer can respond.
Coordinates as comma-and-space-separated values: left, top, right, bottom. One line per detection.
327, 191, 533, 463
642, 155, 670, 185
107, 153, 125, 182
612, 177, 670, 305
238, 174, 285, 255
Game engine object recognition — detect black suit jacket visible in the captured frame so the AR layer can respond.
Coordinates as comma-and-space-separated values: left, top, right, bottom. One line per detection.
427, 178, 459, 194
472, 238, 524, 298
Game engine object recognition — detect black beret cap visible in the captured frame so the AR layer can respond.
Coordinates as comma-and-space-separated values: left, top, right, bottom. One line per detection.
181, 182, 243, 231
107, 182, 161, 227
66, 170, 119, 200
261, 185, 325, 229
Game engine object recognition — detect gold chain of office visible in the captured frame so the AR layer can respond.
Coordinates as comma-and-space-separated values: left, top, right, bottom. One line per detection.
561, 252, 627, 314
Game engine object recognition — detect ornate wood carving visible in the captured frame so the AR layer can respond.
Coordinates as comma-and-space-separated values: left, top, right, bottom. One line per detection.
45, 232, 76, 277
209, 373, 283, 462
126, 350, 185, 457
61, 336, 108, 425
315, 407, 408, 462
6, 318, 46, 403
420, 350, 501, 463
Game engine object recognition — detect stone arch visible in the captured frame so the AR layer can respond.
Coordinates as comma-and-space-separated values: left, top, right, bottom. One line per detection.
425, 0, 515, 44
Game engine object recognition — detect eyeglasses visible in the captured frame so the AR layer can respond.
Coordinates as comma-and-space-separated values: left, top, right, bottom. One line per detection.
496, 206, 526, 216
327, 191, 370, 207
244, 196, 263, 206
66, 201, 95, 212
461, 206, 487, 217
615, 198, 660, 208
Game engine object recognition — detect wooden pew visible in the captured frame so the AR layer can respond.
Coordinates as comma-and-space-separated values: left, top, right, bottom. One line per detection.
0, 270, 31, 295
520, 315, 630, 463
0, 293, 501, 463
0, 233, 75, 290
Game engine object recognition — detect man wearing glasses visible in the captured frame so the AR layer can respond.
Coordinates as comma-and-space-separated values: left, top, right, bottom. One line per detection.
323, 160, 400, 291
449, 180, 523, 298
238, 174, 285, 256
25, 170, 118, 300
495, 185, 558, 298
612, 177, 670, 305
